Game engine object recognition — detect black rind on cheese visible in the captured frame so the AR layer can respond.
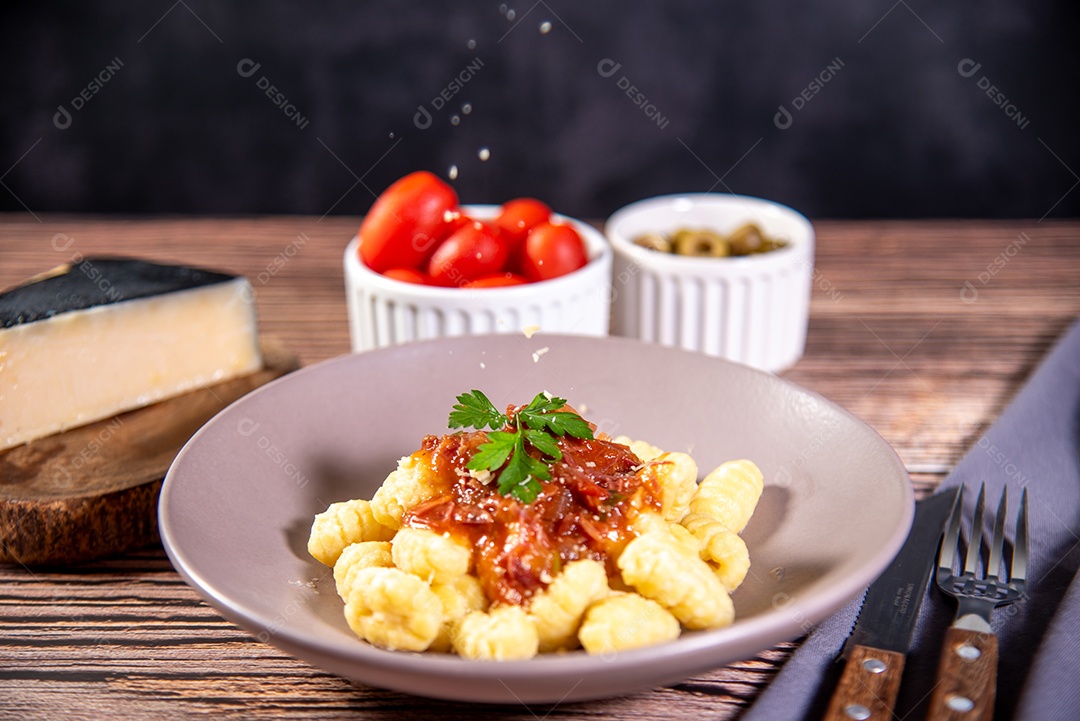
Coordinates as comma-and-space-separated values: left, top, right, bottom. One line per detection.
0, 258, 239, 328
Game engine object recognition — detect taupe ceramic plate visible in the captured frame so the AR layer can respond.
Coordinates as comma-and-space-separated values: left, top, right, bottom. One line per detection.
159, 334, 913, 704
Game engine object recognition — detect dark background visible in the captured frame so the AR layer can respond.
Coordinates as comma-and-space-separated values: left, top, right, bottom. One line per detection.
2, 1, 1078, 220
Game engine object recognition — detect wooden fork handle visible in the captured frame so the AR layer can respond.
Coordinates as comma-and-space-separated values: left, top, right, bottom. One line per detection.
926, 627, 997, 721
822, 645, 905, 721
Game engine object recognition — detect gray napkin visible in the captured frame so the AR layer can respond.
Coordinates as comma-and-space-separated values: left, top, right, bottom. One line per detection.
742, 318, 1080, 721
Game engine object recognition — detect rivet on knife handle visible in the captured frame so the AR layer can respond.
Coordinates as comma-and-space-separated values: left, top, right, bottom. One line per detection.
822, 645, 905, 721
926, 628, 997, 721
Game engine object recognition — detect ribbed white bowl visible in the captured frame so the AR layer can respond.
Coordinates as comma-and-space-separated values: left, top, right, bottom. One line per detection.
606, 194, 814, 373
344, 206, 613, 352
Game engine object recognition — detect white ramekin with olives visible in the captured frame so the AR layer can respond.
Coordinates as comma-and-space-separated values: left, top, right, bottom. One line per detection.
605, 194, 814, 373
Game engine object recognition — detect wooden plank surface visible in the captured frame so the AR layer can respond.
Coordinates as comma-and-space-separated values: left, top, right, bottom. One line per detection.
1, 214, 1078, 720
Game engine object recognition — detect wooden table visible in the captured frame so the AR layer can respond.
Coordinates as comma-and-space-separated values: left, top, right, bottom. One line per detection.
1, 215, 1078, 719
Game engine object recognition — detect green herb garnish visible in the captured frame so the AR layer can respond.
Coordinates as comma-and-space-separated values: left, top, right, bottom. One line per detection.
448, 390, 594, 503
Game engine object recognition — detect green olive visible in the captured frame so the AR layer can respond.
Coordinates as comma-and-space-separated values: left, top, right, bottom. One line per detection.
633, 232, 673, 253
727, 223, 767, 256
672, 229, 730, 257
759, 238, 788, 253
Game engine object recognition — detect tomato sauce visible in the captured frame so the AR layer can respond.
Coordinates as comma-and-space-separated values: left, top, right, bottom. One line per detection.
403, 431, 662, 605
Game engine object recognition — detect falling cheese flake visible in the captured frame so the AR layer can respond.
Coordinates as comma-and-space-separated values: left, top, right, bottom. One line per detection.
532, 346, 550, 363
480, 361, 486, 369
523, 324, 541, 339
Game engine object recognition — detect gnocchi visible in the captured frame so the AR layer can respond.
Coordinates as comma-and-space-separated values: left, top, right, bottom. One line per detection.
617, 528, 735, 630
308, 394, 762, 660
578, 592, 680, 654
648, 452, 699, 522
342, 567, 443, 652
453, 605, 539, 660
334, 541, 393, 599
391, 527, 471, 584
681, 512, 751, 592
307, 499, 395, 566
527, 559, 608, 651
689, 460, 764, 534
369, 454, 442, 530
430, 575, 488, 652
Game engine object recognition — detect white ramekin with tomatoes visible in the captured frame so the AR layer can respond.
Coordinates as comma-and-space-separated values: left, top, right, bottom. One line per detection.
344, 171, 613, 352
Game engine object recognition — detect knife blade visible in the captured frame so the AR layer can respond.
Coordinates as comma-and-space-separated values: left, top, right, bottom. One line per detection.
822, 487, 960, 721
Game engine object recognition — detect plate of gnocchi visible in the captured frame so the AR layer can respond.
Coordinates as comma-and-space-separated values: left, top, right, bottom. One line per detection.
159, 333, 914, 703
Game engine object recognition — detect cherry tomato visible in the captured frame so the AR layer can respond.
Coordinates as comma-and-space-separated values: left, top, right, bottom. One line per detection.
358, 171, 458, 272
462, 273, 528, 288
496, 198, 551, 268
520, 222, 588, 282
427, 220, 509, 287
382, 268, 429, 285
495, 198, 551, 243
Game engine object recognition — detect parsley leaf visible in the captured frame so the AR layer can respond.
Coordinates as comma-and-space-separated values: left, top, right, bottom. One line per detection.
496, 435, 547, 503
524, 410, 594, 439
466, 430, 516, 472
448, 390, 507, 431
518, 393, 595, 440
521, 392, 567, 416
523, 428, 562, 461
448, 390, 595, 504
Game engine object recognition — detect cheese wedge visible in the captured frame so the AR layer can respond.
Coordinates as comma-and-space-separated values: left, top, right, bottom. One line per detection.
0, 258, 262, 451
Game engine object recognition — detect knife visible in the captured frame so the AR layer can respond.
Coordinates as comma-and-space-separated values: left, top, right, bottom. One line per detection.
822, 487, 960, 721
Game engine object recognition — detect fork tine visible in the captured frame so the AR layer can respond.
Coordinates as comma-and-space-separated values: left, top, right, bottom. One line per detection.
939, 485, 965, 571
988, 487, 1008, 579
963, 484, 987, 575
1012, 487, 1029, 583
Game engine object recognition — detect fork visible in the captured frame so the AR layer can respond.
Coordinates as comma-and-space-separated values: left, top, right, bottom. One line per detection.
927, 484, 1029, 721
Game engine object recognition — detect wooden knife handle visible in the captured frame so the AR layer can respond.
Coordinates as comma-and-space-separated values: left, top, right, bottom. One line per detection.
822, 645, 905, 721
926, 627, 997, 721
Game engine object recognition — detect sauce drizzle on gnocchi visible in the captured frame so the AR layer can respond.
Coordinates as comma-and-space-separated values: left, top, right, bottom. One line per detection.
405, 431, 661, 605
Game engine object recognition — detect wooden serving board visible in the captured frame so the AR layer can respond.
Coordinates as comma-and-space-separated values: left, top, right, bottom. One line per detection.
0, 341, 300, 566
